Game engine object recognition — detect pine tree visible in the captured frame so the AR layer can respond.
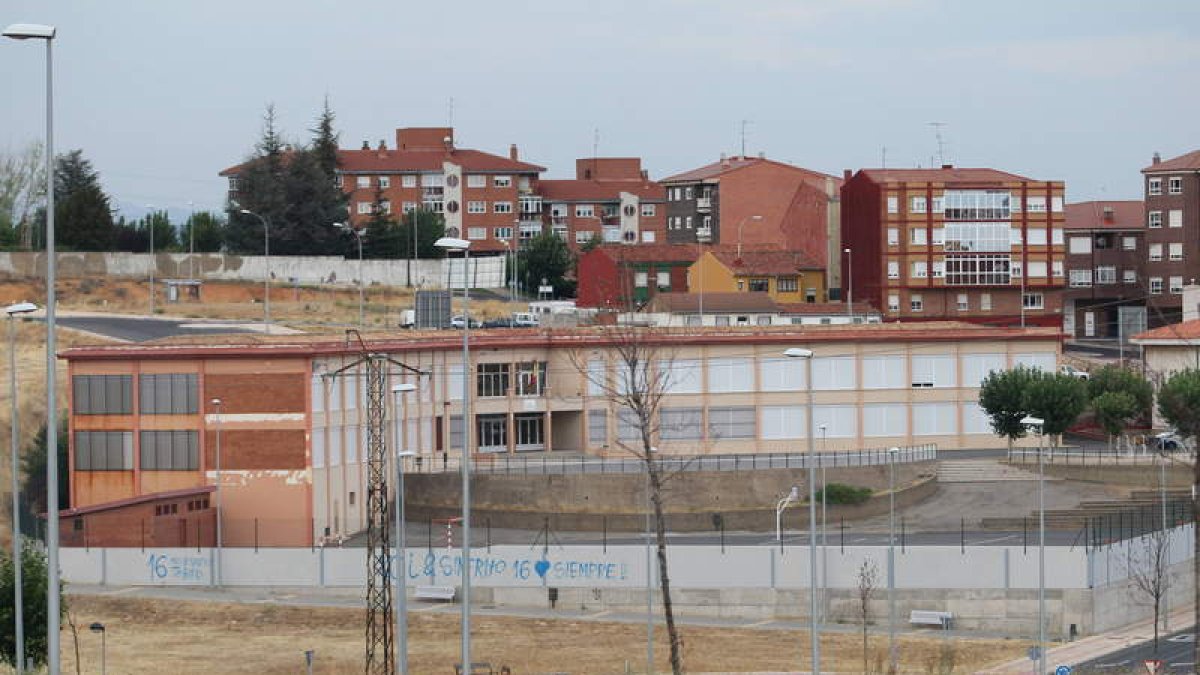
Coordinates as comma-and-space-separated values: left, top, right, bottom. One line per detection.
311, 96, 340, 178
53, 150, 115, 251
185, 211, 226, 253
226, 105, 286, 254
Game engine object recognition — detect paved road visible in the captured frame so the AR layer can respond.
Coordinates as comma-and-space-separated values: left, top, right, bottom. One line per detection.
1075, 628, 1195, 674
52, 315, 264, 342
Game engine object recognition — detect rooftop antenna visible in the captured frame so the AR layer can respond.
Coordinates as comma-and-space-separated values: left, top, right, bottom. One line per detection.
881, 146, 887, 169
448, 96, 455, 128
740, 119, 751, 158
928, 122, 948, 165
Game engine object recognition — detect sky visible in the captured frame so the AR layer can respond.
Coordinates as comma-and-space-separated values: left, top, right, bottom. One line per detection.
2, 0, 1198, 220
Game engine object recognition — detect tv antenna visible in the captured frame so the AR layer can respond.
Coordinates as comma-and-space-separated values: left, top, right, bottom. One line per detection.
928, 122, 948, 166
740, 119, 752, 158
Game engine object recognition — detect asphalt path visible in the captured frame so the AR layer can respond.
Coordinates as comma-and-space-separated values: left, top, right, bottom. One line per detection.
1075, 628, 1195, 674
51, 315, 263, 342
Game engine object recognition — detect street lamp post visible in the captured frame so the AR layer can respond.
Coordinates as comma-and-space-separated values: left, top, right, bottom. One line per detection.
211, 398, 224, 585
434, 236, 472, 671
1022, 415, 1046, 675
734, 214, 763, 260
6, 302, 36, 674
695, 227, 712, 326
3, 22, 61, 674
391, 383, 417, 675
335, 223, 365, 328
237, 207, 271, 333
88, 622, 105, 675
783, 347, 819, 675
843, 248, 852, 317
819, 423, 828, 624
146, 205, 156, 314
887, 446, 899, 673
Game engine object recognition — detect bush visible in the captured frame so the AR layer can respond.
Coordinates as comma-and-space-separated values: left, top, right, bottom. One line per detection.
814, 483, 873, 505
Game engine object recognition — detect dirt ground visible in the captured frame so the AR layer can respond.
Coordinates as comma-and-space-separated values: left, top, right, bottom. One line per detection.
36, 595, 1026, 674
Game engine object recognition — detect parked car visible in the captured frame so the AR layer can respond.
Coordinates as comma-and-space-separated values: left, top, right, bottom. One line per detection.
450, 315, 480, 329
481, 317, 517, 329
1059, 365, 1089, 380
1152, 431, 1190, 452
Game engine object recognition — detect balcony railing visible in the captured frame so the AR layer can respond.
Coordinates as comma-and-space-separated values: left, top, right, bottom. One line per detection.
696, 197, 712, 211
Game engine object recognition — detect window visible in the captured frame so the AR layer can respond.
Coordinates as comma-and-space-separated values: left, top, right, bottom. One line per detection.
1169, 210, 1182, 228
467, 201, 486, 214
1052, 228, 1064, 245
467, 228, 487, 241
748, 278, 769, 292
685, 216, 693, 229
759, 357, 806, 391
641, 203, 656, 217
1149, 243, 1163, 262
402, 202, 417, 214
957, 293, 968, 311
493, 175, 512, 188
1149, 211, 1162, 228
477, 414, 507, 452
962, 353, 1006, 387
708, 358, 754, 393
493, 201, 513, 214
641, 231, 656, 243
379, 200, 391, 214
1052, 261, 1064, 277
1095, 266, 1116, 284
1170, 276, 1184, 294
910, 196, 927, 213
1009, 194, 1021, 212
140, 430, 199, 470
400, 174, 417, 188
932, 196, 945, 213
467, 174, 486, 188
812, 356, 856, 390
963, 403, 992, 434
914, 403, 957, 436
932, 261, 945, 278
887, 196, 899, 214
1169, 177, 1182, 194
140, 373, 198, 414
910, 228, 927, 246
493, 226, 513, 240
1069, 236, 1092, 254
887, 228, 899, 246
778, 277, 798, 292
661, 359, 701, 394
1123, 270, 1137, 284
356, 202, 372, 215
707, 407, 755, 440
1022, 292, 1044, 310
476, 363, 510, 398
1010, 228, 1023, 246
980, 293, 992, 311
378, 176, 390, 189
660, 408, 703, 441
944, 222, 1010, 252
761, 406, 804, 440
1069, 269, 1092, 287
862, 354, 905, 389
587, 409, 607, 446
73, 375, 133, 415
1027, 228, 1047, 246
1052, 197, 1063, 212
812, 405, 856, 438
1027, 261, 1047, 278
932, 228, 944, 246
1148, 178, 1162, 196
331, 175, 341, 189
1026, 196, 1047, 213
653, 270, 670, 289
912, 354, 956, 388
356, 176, 370, 189
944, 255, 1011, 285
74, 431, 133, 471
912, 261, 928, 278
887, 294, 900, 311
910, 294, 923, 312
634, 271, 648, 288
575, 231, 595, 244
1122, 236, 1137, 251
514, 414, 544, 450
887, 261, 900, 279
863, 404, 906, 437
1170, 243, 1184, 261
576, 205, 594, 218
943, 190, 1013, 219
1150, 277, 1163, 294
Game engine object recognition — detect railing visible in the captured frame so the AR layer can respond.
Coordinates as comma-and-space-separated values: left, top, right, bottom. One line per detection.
696, 197, 712, 210
1008, 448, 1189, 466
404, 443, 937, 476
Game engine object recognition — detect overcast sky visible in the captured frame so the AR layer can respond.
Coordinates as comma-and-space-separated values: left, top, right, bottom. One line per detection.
2, 0, 1198, 219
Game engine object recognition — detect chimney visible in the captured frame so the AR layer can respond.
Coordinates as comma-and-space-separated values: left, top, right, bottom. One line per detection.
640, 169, 649, 180
377, 139, 387, 151
720, 152, 730, 167
843, 169, 853, 181
509, 144, 519, 161
1152, 152, 1161, 165
757, 151, 766, 159
361, 140, 370, 150
941, 164, 953, 170
1102, 206, 1115, 221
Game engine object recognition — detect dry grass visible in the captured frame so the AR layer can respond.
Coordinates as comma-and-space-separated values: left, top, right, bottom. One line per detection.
35, 595, 1027, 674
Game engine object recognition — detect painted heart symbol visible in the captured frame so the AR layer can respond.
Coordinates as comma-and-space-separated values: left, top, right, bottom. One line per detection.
534, 559, 551, 579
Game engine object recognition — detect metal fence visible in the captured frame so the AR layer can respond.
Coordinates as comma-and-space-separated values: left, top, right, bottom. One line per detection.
404, 443, 938, 476
1008, 448, 1190, 466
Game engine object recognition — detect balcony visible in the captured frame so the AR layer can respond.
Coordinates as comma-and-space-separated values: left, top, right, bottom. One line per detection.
696, 197, 712, 211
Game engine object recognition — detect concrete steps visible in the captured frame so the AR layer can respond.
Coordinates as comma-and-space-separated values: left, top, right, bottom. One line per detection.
937, 460, 1059, 483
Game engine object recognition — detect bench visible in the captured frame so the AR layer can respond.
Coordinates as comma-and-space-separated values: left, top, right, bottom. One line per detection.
454, 662, 493, 675
415, 585, 456, 601
910, 610, 953, 629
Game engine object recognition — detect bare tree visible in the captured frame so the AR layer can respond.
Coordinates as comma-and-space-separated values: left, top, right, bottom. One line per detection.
570, 325, 690, 674
856, 556, 880, 675
0, 142, 46, 249
1125, 526, 1173, 656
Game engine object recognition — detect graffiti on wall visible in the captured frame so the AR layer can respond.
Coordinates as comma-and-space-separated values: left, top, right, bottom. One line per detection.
147, 552, 210, 583
405, 551, 629, 585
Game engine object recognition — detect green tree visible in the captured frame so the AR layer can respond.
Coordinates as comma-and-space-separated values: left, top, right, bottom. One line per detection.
1022, 371, 1088, 446
1154, 367, 1200, 670
226, 105, 286, 254
185, 211, 226, 253
1088, 365, 1153, 421
53, 149, 115, 251
1092, 391, 1138, 451
978, 366, 1037, 452
22, 420, 69, 516
360, 188, 398, 259
0, 545, 64, 668
310, 96, 340, 179
397, 208, 445, 259
519, 231, 574, 298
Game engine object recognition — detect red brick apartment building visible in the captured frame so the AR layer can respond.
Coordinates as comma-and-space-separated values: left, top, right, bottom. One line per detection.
659, 155, 843, 294
840, 166, 1066, 326
221, 127, 546, 254
1142, 150, 1200, 326
1062, 201, 1146, 340
63, 324, 1059, 546
539, 158, 666, 251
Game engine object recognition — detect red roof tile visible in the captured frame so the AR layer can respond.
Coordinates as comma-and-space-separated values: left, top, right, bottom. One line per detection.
660, 156, 836, 187
59, 485, 216, 517
592, 244, 700, 263
859, 167, 1036, 183
538, 180, 664, 202
221, 147, 544, 178
1142, 150, 1200, 173
1132, 319, 1200, 342
1064, 201, 1145, 231
709, 247, 823, 274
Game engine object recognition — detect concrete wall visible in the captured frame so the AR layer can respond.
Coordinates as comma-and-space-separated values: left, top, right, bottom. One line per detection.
1039, 462, 1191, 487
0, 251, 506, 289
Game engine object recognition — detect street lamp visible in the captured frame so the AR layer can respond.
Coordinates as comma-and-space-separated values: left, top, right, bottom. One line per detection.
4, 22, 62, 674
843, 248, 852, 317
335, 223, 365, 328
783, 346, 819, 675
6, 301, 36, 674
1022, 415, 1046, 675
391, 382, 418, 675
211, 398, 224, 585
818, 423, 828, 624
695, 225, 712, 326
734, 214, 763, 260
145, 205, 157, 315
88, 622, 105, 675
236, 206, 271, 334
434, 236, 472, 670
887, 445, 899, 673
775, 485, 800, 542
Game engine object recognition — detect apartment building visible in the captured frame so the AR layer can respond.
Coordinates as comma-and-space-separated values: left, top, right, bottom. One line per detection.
1142, 150, 1200, 326
1062, 201, 1146, 340
575, 244, 697, 309
63, 324, 1057, 544
841, 166, 1067, 326
221, 127, 547, 253
538, 158, 666, 250
659, 155, 842, 291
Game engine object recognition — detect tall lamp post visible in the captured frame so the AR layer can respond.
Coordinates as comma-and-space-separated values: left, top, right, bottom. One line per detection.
783, 347, 819, 675
1021, 415, 1046, 675
7, 301, 37, 674
210, 398, 224, 585
887, 446, 899, 673
818, 423, 828, 623
3, 22, 61, 674
843, 248, 853, 317
434, 236, 472, 670
146, 205, 156, 314
236, 206, 271, 333
335, 223, 365, 328
391, 381, 418, 675
695, 226, 712, 326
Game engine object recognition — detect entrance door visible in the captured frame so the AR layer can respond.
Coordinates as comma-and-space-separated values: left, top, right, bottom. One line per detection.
1084, 311, 1095, 337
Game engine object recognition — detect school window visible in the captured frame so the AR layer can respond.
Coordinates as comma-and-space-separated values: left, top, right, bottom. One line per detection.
356, 176, 370, 189
139, 430, 199, 471
587, 409, 607, 446
1170, 276, 1184, 294
576, 205, 594, 218
910, 294, 923, 312
467, 201, 486, 214
477, 415, 507, 452
641, 204, 656, 217
467, 174, 486, 188
75, 431, 133, 471
910, 228, 927, 245
514, 414, 544, 449
1169, 177, 1182, 194
660, 408, 703, 441
493, 202, 513, 214
378, 176, 390, 188
1148, 178, 1162, 196
1148, 211, 1162, 228
1149, 277, 1163, 295
73, 375, 133, 415
140, 373, 198, 414
1022, 293, 1044, 310
514, 362, 547, 397
493, 175, 512, 188
706, 407, 756, 440
476, 363, 510, 398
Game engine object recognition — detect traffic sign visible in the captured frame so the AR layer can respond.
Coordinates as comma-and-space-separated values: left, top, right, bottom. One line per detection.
1144, 659, 1163, 675
1055, 666, 1072, 675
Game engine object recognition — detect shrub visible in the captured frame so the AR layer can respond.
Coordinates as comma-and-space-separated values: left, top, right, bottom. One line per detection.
814, 482, 873, 505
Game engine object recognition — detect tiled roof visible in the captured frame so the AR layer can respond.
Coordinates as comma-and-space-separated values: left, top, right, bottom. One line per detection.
644, 292, 780, 314
660, 156, 836, 186
221, 148, 544, 177
709, 247, 823, 274
538, 180, 664, 202
776, 301, 879, 316
59, 485, 216, 517
1064, 201, 1145, 231
859, 167, 1035, 183
593, 244, 699, 263
1142, 150, 1200, 173
1132, 319, 1200, 342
